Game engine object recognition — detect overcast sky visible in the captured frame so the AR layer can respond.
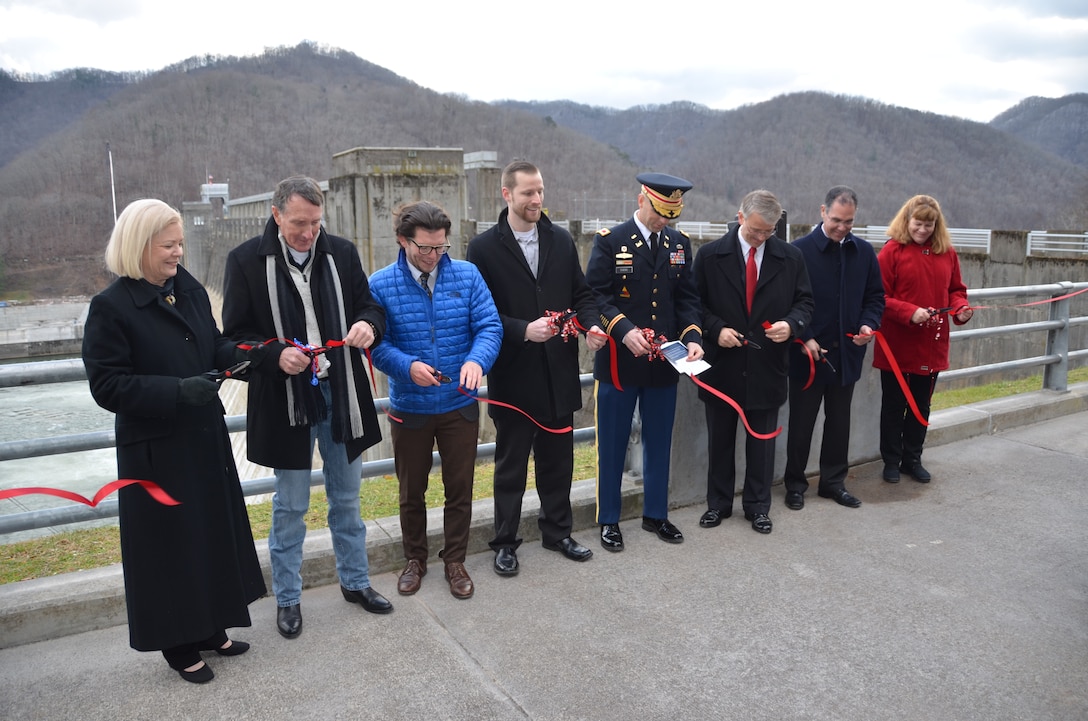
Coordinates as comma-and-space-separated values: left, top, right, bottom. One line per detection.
1, 0, 1086, 123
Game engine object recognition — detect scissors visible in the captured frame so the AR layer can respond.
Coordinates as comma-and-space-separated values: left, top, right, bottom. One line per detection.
204, 360, 251, 382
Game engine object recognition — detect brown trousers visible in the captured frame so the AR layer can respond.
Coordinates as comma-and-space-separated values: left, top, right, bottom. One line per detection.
391, 407, 479, 565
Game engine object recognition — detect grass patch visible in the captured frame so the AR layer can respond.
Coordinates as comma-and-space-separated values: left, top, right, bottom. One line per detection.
4, 367, 1086, 585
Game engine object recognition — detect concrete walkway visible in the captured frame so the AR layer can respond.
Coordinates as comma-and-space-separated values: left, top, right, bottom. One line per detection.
1, 404, 1086, 720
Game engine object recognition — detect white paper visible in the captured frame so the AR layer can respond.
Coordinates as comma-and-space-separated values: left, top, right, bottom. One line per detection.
659, 340, 711, 376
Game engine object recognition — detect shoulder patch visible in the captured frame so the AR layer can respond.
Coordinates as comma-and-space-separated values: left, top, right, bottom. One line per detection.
598, 228, 611, 236
678, 229, 690, 238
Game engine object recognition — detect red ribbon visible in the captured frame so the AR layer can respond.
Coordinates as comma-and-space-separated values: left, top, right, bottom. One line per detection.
556, 310, 623, 392
545, 310, 581, 342
963, 285, 1088, 312
849, 331, 928, 427
0, 479, 182, 507
641, 328, 668, 361
794, 338, 817, 390
457, 387, 572, 434
688, 374, 782, 440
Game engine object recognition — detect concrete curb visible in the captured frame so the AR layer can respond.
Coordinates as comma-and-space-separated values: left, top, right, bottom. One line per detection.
2, 383, 1085, 649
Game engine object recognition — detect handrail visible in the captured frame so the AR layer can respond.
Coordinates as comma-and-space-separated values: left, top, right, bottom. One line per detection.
2, 280, 1086, 535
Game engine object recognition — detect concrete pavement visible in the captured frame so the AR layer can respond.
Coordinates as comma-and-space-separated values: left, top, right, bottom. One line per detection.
1, 398, 1087, 720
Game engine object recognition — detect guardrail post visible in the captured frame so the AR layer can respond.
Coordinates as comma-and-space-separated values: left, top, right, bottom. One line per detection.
1043, 281, 1073, 391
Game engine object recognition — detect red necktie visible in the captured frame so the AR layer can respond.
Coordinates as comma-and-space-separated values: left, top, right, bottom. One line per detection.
746, 246, 757, 313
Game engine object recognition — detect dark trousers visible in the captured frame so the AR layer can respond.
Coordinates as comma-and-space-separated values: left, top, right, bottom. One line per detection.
879, 370, 938, 468
391, 407, 479, 565
704, 400, 779, 516
490, 408, 575, 550
595, 382, 677, 524
784, 378, 856, 494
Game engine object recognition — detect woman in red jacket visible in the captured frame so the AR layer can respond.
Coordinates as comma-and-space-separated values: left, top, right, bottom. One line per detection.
874, 195, 973, 483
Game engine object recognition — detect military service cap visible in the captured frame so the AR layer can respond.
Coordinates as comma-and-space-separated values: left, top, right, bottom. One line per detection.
637, 172, 693, 219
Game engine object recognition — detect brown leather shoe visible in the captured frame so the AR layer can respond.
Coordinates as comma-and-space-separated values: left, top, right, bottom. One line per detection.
397, 559, 426, 596
444, 562, 474, 599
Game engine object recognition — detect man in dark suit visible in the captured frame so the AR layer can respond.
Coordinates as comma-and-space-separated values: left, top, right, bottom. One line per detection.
222, 176, 393, 640
585, 172, 704, 552
784, 187, 883, 511
693, 189, 813, 535
467, 160, 605, 576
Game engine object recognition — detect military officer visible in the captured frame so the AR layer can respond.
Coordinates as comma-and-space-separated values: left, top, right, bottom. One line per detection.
584, 172, 703, 552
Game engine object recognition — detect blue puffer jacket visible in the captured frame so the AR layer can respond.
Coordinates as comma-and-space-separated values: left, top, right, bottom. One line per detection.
369, 250, 502, 415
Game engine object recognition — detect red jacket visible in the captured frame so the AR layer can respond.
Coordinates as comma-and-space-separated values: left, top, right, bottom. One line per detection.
873, 239, 970, 375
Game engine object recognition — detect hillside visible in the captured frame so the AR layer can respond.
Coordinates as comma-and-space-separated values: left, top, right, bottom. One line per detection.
0, 43, 637, 296
499, 94, 1088, 231
1, 42, 1086, 298
991, 94, 1088, 168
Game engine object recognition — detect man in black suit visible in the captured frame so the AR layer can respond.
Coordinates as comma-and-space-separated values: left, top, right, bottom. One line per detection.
467, 160, 605, 576
693, 189, 813, 534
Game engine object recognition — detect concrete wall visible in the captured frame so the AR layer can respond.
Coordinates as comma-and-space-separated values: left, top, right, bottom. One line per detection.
327, 147, 466, 271
0, 302, 88, 360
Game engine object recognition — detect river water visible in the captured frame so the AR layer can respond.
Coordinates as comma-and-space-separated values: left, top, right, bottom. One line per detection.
0, 378, 119, 542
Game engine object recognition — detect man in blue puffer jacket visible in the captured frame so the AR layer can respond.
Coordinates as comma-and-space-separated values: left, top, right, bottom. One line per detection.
369, 200, 502, 600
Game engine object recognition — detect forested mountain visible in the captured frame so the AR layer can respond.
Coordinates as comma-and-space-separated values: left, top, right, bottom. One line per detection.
991, 94, 1088, 169
1, 42, 1085, 298
499, 94, 1088, 230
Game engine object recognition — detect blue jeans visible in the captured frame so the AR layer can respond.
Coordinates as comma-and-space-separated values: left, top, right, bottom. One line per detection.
268, 382, 370, 606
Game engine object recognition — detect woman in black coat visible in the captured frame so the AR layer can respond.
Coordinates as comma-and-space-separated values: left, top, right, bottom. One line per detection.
82, 199, 266, 684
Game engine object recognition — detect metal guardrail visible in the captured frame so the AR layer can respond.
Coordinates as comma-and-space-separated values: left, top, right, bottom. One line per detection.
851, 226, 993, 253
1027, 231, 1088, 256
0, 374, 595, 535
3, 280, 1087, 535
943, 282, 1088, 390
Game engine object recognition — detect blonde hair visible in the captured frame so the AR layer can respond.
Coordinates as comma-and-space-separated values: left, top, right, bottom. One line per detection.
886, 195, 951, 254
104, 199, 182, 279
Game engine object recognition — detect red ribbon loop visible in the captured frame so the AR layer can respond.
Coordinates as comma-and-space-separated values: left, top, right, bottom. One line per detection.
0, 479, 182, 507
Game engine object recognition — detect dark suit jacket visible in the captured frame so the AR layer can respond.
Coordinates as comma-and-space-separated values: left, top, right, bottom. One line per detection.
693, 226, 813, 409
222, 217, 385, 468
584, 217, 702, 388
790, 225, 884, 386
467, 208, 596, 421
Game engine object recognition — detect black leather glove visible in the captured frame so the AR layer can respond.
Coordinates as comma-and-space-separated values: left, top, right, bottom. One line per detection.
177, 376, 220, 406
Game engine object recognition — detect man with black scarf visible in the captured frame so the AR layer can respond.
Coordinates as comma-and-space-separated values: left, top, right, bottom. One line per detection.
223, 175, 393, 640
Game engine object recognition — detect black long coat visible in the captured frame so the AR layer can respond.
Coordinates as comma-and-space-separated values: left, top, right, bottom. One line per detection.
693, 226, 814, 410
82, 267, 265, 652
466, 208, 597, 421
221, 219, 385, 468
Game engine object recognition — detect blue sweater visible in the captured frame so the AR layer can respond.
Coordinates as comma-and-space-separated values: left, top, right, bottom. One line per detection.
369, 251, 502, 415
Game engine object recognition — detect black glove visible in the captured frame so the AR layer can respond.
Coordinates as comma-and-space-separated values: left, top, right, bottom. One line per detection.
177, 376, 220, 406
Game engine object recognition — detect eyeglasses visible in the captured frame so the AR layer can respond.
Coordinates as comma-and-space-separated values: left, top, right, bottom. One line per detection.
746, 225, 776, 239
407, 238, 451, 256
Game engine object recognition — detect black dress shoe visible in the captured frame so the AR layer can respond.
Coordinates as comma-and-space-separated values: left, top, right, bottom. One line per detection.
699, 508, 727, 528
543, 536, 593, 562
494, 547, 519, 576
785, 491, 805, 510
641, 516, 684, 543
341, 585, 394, 614
744, 512, 773, 534
277, 603, 302, 639
818, 487, 862, 508
883, 464, 901, 483
600, 523, 624, 552
900, 462, 931, 483
198, 638, 250, 656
